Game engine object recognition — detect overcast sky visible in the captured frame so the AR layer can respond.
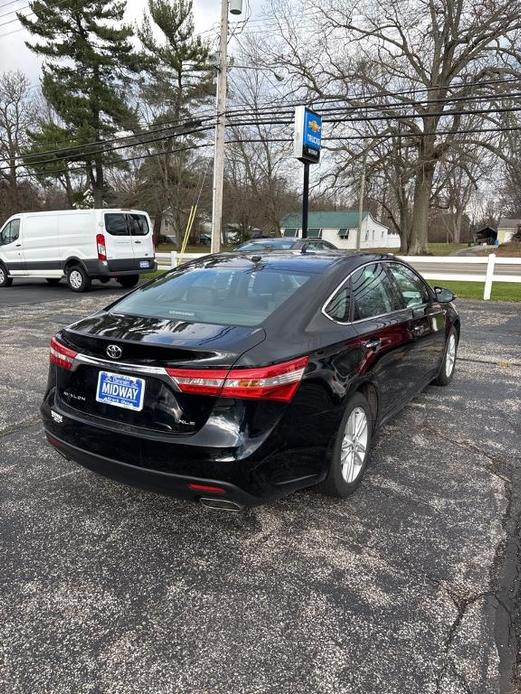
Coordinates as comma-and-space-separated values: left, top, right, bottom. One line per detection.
0, 0, 264, 83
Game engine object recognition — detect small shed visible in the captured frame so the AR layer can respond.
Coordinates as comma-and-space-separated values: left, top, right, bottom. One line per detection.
475, 226, 497, 245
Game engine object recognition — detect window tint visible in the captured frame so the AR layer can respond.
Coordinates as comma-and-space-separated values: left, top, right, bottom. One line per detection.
0, 219, 20, 245
111, 266, 314, 327
387, 263, 430, 307
128, 214, 149, 236
105, 213, 128, 236
325, 285, 351, 322
351, 263, 401, 320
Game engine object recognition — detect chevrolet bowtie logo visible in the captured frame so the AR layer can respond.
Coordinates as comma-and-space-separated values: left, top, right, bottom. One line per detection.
309, 119, 321, 133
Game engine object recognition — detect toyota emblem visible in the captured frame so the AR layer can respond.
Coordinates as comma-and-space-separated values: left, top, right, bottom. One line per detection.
106, 344, 123, 360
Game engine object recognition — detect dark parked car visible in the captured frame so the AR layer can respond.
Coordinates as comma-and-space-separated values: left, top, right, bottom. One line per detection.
235, 237, 338, 252
41, 253, 459, 510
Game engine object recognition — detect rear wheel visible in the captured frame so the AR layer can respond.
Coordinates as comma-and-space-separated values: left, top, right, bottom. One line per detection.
45, 278, 61, 286
118, 274, 139, 289
0, 264, 13, 287
66, 265, 91, 293
432, 327, 457, 386
321, 392, 372, 497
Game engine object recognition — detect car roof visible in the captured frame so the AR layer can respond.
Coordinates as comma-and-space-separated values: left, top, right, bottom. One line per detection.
186, 250, 397, 274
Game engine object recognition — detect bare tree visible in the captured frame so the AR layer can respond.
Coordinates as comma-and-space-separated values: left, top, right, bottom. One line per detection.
257, 0, 521, 252
0, 71, 36, 206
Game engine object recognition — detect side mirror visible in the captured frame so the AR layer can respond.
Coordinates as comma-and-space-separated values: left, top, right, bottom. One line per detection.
434, 286, 456, 303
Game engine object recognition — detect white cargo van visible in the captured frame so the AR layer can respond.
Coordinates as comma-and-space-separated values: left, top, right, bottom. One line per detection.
0, 209, 156, 292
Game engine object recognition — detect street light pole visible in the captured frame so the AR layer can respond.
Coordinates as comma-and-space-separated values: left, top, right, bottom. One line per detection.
211, 0, 230, 254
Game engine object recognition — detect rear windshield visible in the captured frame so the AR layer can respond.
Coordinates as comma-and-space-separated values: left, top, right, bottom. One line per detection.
111, 265, 313, 327
239, 240, 295, 251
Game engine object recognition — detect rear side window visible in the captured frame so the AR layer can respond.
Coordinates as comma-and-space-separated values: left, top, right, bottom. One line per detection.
324, 285, 351, 322
351, 263, 402, 320
111, 265, 313, 327
0, 219, 20, 245
105, 213, 128, 236
128, 214, 149, 236
387, 263, 430, 307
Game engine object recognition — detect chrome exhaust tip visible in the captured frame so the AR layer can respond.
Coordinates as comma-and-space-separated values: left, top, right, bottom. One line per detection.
200, 497, 243, 512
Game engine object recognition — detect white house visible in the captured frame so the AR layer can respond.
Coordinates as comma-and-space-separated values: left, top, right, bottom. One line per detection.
280, 210, 400, 249
497, 218, 521, 244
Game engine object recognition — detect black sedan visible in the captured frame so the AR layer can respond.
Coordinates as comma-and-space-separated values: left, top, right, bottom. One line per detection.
41, 252, 459, 510
235, 237, 338, 252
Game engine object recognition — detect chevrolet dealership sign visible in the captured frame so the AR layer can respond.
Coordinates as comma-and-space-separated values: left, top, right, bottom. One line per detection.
294, 106, 322, 164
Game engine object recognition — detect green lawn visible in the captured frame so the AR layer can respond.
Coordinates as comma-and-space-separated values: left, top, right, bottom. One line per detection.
428, 279, 521, 301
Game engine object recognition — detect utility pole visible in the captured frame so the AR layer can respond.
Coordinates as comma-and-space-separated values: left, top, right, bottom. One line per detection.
210, 0, 230, 254
356, 154, 367, 251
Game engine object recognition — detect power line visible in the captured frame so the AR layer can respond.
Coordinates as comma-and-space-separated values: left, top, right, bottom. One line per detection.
8, 81, 521, 166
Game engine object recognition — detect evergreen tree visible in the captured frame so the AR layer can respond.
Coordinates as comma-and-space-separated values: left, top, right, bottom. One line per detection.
19, 1, 140, 206
137, 0, 213, 242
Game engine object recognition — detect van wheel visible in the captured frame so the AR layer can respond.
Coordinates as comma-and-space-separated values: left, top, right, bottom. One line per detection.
321, 392, 373, 498
0, 264, 13, 287
118, 275, 139, 289
46, 278, 61, 286
66, 265, 91, 293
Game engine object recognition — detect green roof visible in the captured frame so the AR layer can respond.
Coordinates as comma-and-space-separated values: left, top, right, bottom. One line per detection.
280, 210, 369, 229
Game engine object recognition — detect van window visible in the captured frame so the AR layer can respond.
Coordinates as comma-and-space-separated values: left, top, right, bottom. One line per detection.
105, 214, 128, 236
0, 219, 20, 245
128, 214, 149, 236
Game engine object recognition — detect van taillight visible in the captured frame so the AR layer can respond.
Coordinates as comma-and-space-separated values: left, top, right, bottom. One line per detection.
166, 356, 309, 402
50, 336, 78, 370
96, 233, 107, 261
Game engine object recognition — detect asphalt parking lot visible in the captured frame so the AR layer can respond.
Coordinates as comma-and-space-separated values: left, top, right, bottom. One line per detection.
1, 280, 520, 693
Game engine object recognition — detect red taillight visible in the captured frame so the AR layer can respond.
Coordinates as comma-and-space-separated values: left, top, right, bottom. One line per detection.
96, 233, 107, 261
167, 356, 309, 402
50, 336, 77, 370
188, 483, 226, 494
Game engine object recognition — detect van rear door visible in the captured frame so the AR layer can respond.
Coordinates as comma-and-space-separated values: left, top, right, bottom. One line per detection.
127, 212, 154, 263
103, 212, 134, 261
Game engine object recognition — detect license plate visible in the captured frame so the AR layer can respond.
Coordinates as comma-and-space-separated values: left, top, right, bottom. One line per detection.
139, 260, 150, 269
96, 371, 145, 412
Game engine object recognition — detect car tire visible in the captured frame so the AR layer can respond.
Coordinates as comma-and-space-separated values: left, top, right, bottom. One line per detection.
432, 327, 458, 386
45, 278, 61, 286
0, 263, 13, 287
321, 392, 373, 497
99, 277, 110, 284
118, 275, 139, 289
66, 265, 91, 293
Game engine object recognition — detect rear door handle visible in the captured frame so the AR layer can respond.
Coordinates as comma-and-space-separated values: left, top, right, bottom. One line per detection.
15, 244, 22, 247
134, 240, 141, 244
363, 338, 381, 351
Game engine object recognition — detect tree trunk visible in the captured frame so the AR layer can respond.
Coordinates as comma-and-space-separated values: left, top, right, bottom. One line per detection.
93, 155, 104, 207
153, 210, 163, 247
408, 163, 435, 254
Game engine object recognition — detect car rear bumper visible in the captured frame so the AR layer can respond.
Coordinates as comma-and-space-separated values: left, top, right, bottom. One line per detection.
83, 258, 157, 277
41, 393, 325, 506
44, 431, 261, 507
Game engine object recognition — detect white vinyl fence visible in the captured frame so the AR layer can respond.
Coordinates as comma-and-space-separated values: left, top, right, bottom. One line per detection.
155, 252, 521, 301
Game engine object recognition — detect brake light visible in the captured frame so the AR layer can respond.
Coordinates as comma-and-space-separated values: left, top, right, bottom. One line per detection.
188, 483, 226, 494
50, 336, 77, 370
96, 233, 107, 261
166, 356, 309, 402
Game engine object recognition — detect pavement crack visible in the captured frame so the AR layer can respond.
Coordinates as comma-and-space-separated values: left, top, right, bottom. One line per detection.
0, 416, 41, 439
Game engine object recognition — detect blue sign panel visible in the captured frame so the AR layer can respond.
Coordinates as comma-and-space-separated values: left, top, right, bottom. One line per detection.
303, 109, 322, 152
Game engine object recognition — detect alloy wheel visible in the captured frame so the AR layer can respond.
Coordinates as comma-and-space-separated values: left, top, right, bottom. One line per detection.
445, 333, 456, 377
340, 406, 368, 483
69, 269, 83, 290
